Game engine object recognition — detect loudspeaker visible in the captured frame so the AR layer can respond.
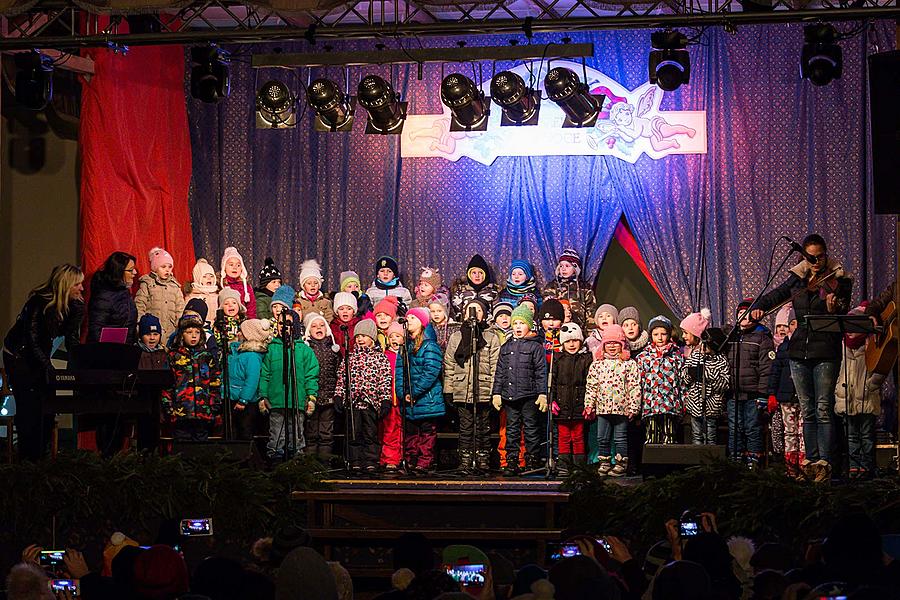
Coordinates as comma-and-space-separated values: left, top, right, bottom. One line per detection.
641, 444, 726, 477
869, 50, 900, 215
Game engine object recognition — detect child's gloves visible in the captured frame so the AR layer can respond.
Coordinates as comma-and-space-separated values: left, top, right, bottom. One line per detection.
582, 406, 596, 421
551, 401, 560, 416
258, 398, 270, 414
492, 395, 503, 411
535, 394, 548, 412
306, 397, 316, 415
767, 394, 778, 414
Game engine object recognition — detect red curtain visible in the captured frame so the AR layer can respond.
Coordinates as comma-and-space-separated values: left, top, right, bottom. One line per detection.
613, 218, 666, 303
79, 43, 195, 284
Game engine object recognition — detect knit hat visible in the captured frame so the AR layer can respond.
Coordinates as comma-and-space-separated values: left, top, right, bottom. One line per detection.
774, 304, 793, 328
618, 306, 641, 326
559, 322, 584, 344
333, 291, 358, 312
298, 259, 324, 287
374, 295, 400, 318
557, 248, 582, 277
339, 271, 361, 292
508, 259, 534, 281
329, 561, 353, 600
218, 287, 245, 312
461, 297, 490, 321
271, 284, 295, 309
220, 246, 250, 303
375, 256, 399, 276
493, 301, 514, 321
428, 292, 450, 313
407, 307, 431, 329
737, 297, 755, 311
418, 267, 442, 291
387, 322, 405, 338
353, 318, 378, 342
466, 254, 491, 282
595, 303, 619, 323
184, 298, 209, 322
148, 247, 173, 273
258, 257, 283, 286
138, 314, 162, 337
240, 318, 273, 344
648, 314, 673, 334
540, 299, 565, 323
511, 305, 535, 330
192, 258, 216, 287
680, 308, 712, 338
303, 313, 340, 352
178, 311, 205, 331
602, 324, 626, 347
518, 293, 539, 309
133, 545, 190, 600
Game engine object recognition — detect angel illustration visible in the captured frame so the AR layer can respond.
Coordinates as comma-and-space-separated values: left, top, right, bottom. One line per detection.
407, 116, 465, 154
596, 88, 696, 151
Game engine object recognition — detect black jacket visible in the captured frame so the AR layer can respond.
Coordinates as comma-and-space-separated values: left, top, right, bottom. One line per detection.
492, 335, 548, 401
87, 281, 138, 344
727, 325, 774, 400
308, 337, 341, 406
4, 295, 84, 373
767, 338, 797, 403
551, 350, 592, 419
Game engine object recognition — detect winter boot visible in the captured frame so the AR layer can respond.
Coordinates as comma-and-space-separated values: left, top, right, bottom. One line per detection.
504, 454, 521, 476
610, 455, 628, 477
573, 454, 586, 468
475, 451, 492, 473
597, 455, 612, 476
556, 453, 571, 478
458, 449, 474, 473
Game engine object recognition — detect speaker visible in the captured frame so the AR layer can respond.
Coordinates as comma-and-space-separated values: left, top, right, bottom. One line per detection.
869, 50, 900, 215
641, 444, 726, 477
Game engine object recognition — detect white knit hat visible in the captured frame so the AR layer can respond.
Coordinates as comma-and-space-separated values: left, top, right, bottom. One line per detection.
332, 292, 358, 312
220, 247, 250, 303
192, 258, 217, 287
298, 259, 324, 287
559, 322, 584, 344
303, 312, 339, 352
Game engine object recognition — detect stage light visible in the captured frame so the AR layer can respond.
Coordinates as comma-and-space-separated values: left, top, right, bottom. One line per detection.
307, 78, 355, 132
801, 24, 842, 86
14, 52, 53, 111
191, 46, 231, 104
648, 30, 690, 92
357, 75, 407, 134
255, 80, 297, 128
544, 67, 605, 128
441, 73, 489, 132
490, 70, 540, 126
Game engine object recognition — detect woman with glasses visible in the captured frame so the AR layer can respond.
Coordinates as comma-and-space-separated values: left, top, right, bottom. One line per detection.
87, 252, 138, 344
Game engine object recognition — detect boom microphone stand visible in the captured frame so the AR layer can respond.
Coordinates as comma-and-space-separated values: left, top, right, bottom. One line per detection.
398, 317, 413, 475
214, 309, 234, 440
280, 311, 300, 461
338, 325, 357, 474
523, 331, 557, 479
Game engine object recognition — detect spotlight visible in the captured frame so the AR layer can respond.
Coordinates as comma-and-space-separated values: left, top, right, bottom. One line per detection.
14, 52, 53, 111
307, 79, 355, 132
491, 70, 540, 126
544, 67, 605, 128
441, 73, 489, 132
649, 30, 690, 92
255, 80, 297, 128
191, 46, 231, 104
357, 75, 407, 134
801, 24, 842, 86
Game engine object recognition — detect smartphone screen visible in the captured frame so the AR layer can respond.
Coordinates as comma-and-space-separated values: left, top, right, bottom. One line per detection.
561, 543, 581, 558
598, 537, 611, 553
680, 521, 700, 537
40, 550, 66, 568
50, 579, 78, 594
180, 518, 213, 536
444, 563, 486, 587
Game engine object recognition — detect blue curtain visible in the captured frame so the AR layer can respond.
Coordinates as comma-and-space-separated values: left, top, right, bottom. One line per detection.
188, 24, 896, 323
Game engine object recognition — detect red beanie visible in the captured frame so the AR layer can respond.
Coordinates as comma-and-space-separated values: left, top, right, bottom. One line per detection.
132, 545, 189, 600
374, 296, 400, 318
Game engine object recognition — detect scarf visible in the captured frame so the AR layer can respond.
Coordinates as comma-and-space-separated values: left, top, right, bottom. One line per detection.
374, 277, 400, 291
626, 330, 649, 353
454, 321, 488, 366
468, 276, 488, 292
191, 281, 218, 294
137, 341, 163, 353
504, 277, 536, 297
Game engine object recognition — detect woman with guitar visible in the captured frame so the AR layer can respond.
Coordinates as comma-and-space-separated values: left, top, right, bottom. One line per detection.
752, 234, 852, 482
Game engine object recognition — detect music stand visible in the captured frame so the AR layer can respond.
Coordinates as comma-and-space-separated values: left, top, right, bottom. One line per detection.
804, 314, 881, 480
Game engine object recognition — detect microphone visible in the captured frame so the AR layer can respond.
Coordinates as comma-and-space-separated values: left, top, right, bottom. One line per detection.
785, 237, 818, 265
397, 317, 408, 324
340, 325, 348, 332
214, 308, 226, 331
467, 306, 478, 322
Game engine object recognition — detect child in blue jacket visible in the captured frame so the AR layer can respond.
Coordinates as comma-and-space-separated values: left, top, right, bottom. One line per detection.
228, 319, 274, 447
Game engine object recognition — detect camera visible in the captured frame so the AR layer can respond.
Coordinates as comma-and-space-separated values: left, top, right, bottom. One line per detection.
180, 518, 213, 537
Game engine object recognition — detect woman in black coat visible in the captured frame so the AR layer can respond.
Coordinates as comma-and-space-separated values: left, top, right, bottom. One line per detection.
87, 252, 138, 344
3, 264, 85, 460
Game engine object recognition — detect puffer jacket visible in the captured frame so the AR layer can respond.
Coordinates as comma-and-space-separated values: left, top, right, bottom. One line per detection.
294, 292, 335, 323
551, 349, 593, 419
307, 337, 340, 406
443, 325, 501, 404
767, 336, 797, 403
163, 344, 221, 421
492, 334, 548, 401
138, 345, 168, 370
683, 350, 730, 418
396, 338, 445, 420
542, 278, 596, 329
755, 259, 852, 361
365, 283, 413, 313
450, 280, 500, 322
727, 325, 774, 400
255, 287, 274, 320
835, 344, 884, 416
222, 275, 257, 318
259, 337, 319, 410
87, 280, 138, 344
637, 342, 685, 417
4, 295, 84, 373
227, 340, 266, 405
134, 272, 185, 341
335, 345, 392, 411
585, 357, 641, 416
330, 316, 360, 355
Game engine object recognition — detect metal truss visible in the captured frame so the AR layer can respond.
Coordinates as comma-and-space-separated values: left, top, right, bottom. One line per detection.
1, 0, 898, 49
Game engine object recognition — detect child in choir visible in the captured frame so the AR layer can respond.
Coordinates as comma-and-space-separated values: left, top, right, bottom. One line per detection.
135, 247, 185, 341
492, 305, 548, 475
366, 256, 413, 310
340, 270, 373, 318
185, 258, 219, 326
228, 319, 274, 451
490, 302, 514, 343
303, 313, 342, 460
396, 307, 446, 473
765, 306, 793, 461
680, 309, 730, 445
331, 292, 361, 355
215, 288, 246, 347
619, 306, 649, 356
380, 322, 406, 471
295, 259, 334, 322
637, 315, 685, 444
767, 306, 806, 478
445, 298, 501, 472
427, 293, 456, 351
163, 312, 222, 441
269, 285, 303, 341
166, 299, 218, 354
450, 255, 500, 321
373, 296, 400, 350
539, 299, 566, 361
517, 293, 540, 317
727, 298, 774, 468
254, 257, 283, 320
335, 319, 392, 472
542, 249, 596, 330
835, 304, 884, 480
259, 308, 320, 460
411, 267, 448, 309
551, 323, 593, 475
586, 303, 619, 359
137, 314, 168, 370
585, 324, 641, 477
499, 260, 539, 308
220, 246, 256, 318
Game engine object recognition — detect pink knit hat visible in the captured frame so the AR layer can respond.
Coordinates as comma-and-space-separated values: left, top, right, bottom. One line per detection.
387, 322, 405, 337
407, 307, 431, 329
602, 324, 626, 347
680, 308, 712, 338
148, 247, 174, 273
374, 296, 400, 318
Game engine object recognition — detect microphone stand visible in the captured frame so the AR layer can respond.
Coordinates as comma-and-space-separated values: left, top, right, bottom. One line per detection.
399, 318, 413, 475
469, 312, 481, 474
280, 311, 298, 462
339, 325, 356, 475
523, 331, 557, 479
214, 312, 234, 441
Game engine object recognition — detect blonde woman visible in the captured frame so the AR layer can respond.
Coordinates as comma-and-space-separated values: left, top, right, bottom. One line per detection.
3, 263, 85, 460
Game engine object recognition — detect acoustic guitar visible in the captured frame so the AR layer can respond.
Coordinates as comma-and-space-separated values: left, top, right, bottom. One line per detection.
865, 301, 897, 375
